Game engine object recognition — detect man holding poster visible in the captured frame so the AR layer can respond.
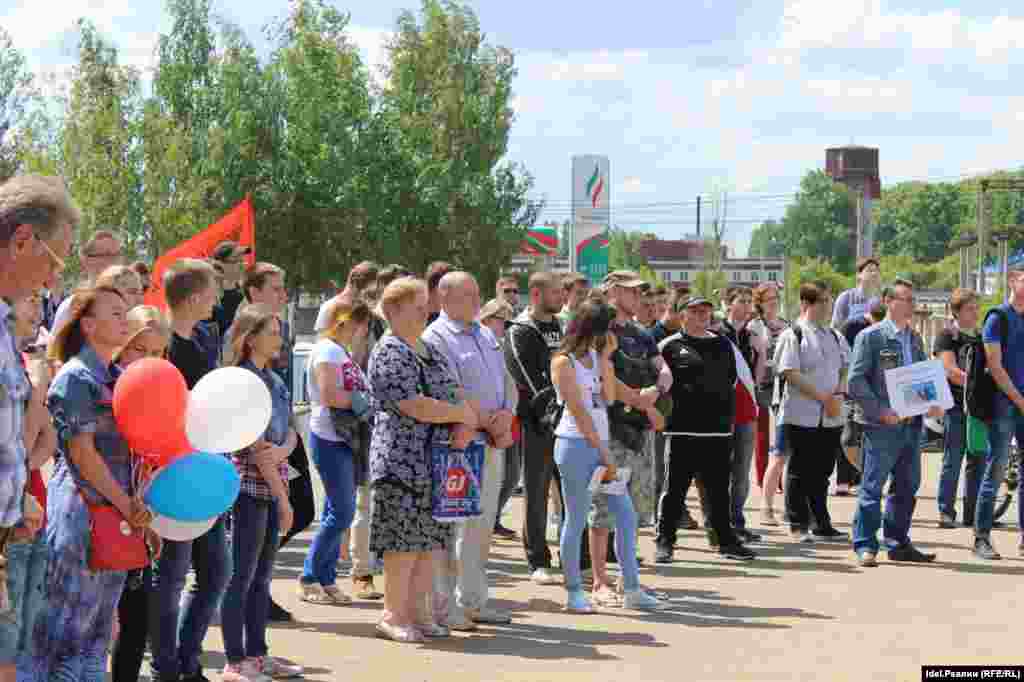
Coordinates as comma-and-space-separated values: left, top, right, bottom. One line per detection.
848, 278, 944, 567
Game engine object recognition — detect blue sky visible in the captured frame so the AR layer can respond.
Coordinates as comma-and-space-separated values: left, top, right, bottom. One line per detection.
4, 0, 1024, 256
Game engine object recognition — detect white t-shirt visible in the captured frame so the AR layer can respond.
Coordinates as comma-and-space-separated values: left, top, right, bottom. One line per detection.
307, 338, 368, 441
554, 350, 609, 442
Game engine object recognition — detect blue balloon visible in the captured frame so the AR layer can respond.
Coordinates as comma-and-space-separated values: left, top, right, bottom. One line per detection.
144, 452, 241, 522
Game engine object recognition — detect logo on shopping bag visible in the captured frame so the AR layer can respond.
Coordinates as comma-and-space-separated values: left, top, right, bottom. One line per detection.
445, 465, 469, 498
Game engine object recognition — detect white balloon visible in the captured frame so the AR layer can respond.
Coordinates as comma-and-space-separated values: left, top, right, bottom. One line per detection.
151, 514, 217, 542
185, 366, 273, 454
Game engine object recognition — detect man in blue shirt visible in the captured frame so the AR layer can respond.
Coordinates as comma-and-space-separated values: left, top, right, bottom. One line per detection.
848, 278, 943, 567
424, 272, 516, 629
976, 269, 1024, 559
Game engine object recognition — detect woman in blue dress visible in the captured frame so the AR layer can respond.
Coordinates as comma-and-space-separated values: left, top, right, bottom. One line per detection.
27, 286, 153, 682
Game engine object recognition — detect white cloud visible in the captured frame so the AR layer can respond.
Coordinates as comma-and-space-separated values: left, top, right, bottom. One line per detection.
1, 0, 139, 52
779, 0, 1024, 62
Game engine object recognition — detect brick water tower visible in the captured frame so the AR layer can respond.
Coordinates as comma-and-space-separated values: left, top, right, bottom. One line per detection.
825, 146, 881, 259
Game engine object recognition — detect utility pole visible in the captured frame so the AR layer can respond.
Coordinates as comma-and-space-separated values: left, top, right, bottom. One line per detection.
696, 195, 701, 237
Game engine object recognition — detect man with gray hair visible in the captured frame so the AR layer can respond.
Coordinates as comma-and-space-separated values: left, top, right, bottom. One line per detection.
0, 174, 77, 681
424, 272, 517, 630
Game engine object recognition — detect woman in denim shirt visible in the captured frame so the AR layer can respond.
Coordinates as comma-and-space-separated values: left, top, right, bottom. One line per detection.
220, 304, 302, 682
28, 286, 152, 682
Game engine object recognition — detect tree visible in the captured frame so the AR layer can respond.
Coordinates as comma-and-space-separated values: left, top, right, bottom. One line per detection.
608, 227, 654, 271
0, 27, 39, 180
747, 219, 785, 258
60, 20, 145, 272
767, 171, 856, 273
873, 181, 966, 262
379, 0, 538, 291
783, 257, 854, 312
692, 269, 726, 300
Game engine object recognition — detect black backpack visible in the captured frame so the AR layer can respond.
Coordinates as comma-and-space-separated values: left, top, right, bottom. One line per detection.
964, 307, 1009, 423
772, 324, 842, 409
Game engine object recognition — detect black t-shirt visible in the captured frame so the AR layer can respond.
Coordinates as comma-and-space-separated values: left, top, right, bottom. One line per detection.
168, 331, 216, 390
933, 328, 973, 407
841, 315, 873, 349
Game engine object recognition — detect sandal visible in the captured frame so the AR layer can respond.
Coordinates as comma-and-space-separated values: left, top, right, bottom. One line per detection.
592, 586, 623, 608
298, 582, 352, 605
376, 621, 424, 643
413, 621, 451, 638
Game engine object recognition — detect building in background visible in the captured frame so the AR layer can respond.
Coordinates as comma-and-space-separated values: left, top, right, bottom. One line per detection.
826, 145, 881, 260
638, 239, 784, 290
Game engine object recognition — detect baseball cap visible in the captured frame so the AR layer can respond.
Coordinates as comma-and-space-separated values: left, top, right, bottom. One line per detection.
602, 270, 646, 289
684, 296, 714, 309
211, 241, 252, 262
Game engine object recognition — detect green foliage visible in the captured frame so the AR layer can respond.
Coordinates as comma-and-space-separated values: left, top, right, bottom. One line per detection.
783, 257, 854, 312
608, 227, 655, 271
874, 182, 968, 262
692, 269, 726, 301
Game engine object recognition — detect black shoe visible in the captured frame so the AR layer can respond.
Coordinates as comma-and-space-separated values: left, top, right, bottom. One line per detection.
887, 544, 936, 563
268, 597, 293, 623
811, 527, 849, 542
735, 528, 762, 543
493, 523, 517, 539
720, 544, 756, 561
973, 536, 1002, 560
655, 544, 674, 564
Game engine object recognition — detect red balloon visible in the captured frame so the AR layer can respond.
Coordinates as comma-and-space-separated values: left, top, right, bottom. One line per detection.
113, 358, 192, 461
511, 416, 521, 443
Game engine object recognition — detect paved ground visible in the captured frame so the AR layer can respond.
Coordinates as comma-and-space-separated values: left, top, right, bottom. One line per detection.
144, 448, 1022, 682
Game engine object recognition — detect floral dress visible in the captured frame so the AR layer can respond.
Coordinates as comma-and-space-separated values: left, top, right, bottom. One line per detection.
27, 345, 134, 682
368, 335, 459, 554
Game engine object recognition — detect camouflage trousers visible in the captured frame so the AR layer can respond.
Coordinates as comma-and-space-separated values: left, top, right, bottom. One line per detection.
589, 432, 656, 529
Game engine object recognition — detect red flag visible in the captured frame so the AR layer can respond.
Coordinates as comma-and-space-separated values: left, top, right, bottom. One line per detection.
144, 196, 256, 310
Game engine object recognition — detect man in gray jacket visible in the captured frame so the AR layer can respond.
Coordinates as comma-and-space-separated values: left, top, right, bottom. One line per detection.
848, 278, 944, 567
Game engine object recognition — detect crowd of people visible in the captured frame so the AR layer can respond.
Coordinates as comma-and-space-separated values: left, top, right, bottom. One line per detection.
0, 173, 1021, 681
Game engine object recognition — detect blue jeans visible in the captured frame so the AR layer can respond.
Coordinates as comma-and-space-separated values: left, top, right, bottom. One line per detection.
936, 408, 982, 521
977, 399, 1024, 536
222, 493, 280, 664
853, 423, 922, 553
0, 534, 48, 669
730, 422, 755, 530
554, 437, 638, 594
302, 433, 356, 587
150, 516, 232, 681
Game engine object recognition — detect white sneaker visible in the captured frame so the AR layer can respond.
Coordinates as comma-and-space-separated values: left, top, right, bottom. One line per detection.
623, 589, 669, 611
258, 656, 304, 679
222, 660, 272, 682
530, 568, 560, 585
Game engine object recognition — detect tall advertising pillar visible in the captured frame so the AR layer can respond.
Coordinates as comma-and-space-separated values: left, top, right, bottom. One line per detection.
572, 155, 610, 284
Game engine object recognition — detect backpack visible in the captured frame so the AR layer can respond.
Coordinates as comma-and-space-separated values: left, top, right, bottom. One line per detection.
964, 307, 1009, 423
772, 324, 842, 409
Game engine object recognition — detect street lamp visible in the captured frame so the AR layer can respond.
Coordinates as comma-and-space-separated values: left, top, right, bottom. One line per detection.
949, 234, 978, 289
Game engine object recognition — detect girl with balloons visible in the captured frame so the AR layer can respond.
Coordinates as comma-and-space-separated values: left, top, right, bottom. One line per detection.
220, 304, 302, 681
28, 287, 155, 682
109, 306, 170, 682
